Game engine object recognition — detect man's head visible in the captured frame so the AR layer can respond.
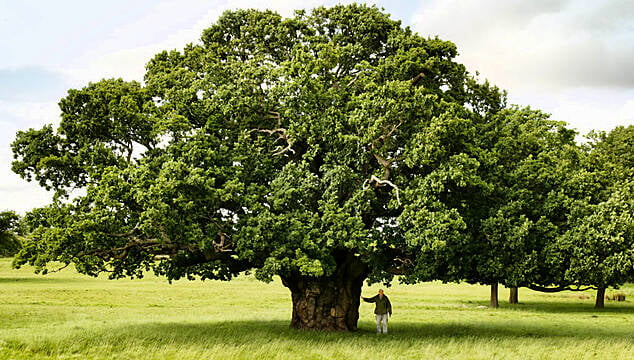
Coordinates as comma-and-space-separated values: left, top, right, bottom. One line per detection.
378, 289, 384, 297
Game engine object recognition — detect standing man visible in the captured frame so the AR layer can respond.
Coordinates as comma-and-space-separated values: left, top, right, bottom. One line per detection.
362, 289, 392, 334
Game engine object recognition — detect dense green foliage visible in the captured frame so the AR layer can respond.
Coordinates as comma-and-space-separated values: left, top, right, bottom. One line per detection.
412, 106, 579, 288
556, 126, 634, 305
11, 5, 506, 284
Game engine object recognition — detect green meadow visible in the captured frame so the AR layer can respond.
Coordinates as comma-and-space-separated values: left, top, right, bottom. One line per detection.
0, 258, 632, 360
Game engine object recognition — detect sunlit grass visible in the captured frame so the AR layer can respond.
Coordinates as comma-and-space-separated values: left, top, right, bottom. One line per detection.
1, 258, 632, 359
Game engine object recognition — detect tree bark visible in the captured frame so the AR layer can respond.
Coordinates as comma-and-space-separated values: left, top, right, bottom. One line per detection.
281, 251, 368, 331
595, 286, 606, 309
509, 287, 519, 304
490, 283, 499, 308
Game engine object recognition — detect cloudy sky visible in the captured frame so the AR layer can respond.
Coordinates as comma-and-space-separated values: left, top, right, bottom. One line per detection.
1, 0, 633, 213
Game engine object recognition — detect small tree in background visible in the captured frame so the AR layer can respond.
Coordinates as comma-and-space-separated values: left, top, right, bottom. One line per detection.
562, 181, 634, 308
407, 106, 579, 307
558, 126, 634, 308
0, 211, 21, 257
513, 125, 634, 308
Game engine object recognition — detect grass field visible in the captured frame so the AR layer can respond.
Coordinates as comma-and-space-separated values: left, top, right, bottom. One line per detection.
1, 258, 633, 359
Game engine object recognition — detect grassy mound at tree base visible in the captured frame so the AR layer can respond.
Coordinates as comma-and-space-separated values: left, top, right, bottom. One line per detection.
1, 259, 632, 359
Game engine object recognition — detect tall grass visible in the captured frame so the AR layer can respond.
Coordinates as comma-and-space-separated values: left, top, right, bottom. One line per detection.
1, 258, 632, 359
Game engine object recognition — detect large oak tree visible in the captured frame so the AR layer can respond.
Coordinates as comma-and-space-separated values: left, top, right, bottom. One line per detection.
13, 5, 512, 330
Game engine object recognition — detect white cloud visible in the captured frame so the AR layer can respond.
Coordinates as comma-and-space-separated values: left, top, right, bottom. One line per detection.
0, 99, 59, 130
509, 88, 634, 135
412, 0, 634, 91
0, 100, 59, 213
618, 99, 634, 123
0, 174, 52, 215
60, 0, 366, 84
62, 2, 226, 84
410, 0, 634, 134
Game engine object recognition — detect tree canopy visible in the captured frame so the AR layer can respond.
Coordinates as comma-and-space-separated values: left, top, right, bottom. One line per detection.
554, 126, 634, 307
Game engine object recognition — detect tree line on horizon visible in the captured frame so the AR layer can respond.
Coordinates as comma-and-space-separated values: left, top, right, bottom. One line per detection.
5, 4, 633, 331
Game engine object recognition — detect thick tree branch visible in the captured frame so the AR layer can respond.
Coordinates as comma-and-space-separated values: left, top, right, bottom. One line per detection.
527, 284, 598, 292
78, 239, 165, 260
86, 221, 239, 263
126, 140, 133, 163
112, 138, 134, 163
370, 119, 403, 179
108, 222, 142, 238
372, 120, 403, 149
48, 262, 71, 274
372, 153, 392, 180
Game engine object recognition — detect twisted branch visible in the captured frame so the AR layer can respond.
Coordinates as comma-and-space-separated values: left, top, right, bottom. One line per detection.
363, 175, 400, 205
78, 239, 166, 260
370, 120, 403, 180
410, 71, 425, 86
250, 110, 295, 155
387, 256, 414, 275
363, 119, 403, 205
213, 231, 233, 253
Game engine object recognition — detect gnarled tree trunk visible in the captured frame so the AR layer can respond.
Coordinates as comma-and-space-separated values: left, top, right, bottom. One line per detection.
281, 251, 368, 331
509, 287, 519, 304
595, 286, 605, 309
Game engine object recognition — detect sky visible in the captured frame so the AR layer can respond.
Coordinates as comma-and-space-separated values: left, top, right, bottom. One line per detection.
1, 0, 633, 213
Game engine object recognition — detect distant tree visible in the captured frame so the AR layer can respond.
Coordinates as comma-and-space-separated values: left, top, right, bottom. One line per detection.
509, 125, 634, 309
407, 106, 578, 307
0, 211, 21, 257
562, 181, 634, 308
475, 107, 577, 307
557, 126, 634, 308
